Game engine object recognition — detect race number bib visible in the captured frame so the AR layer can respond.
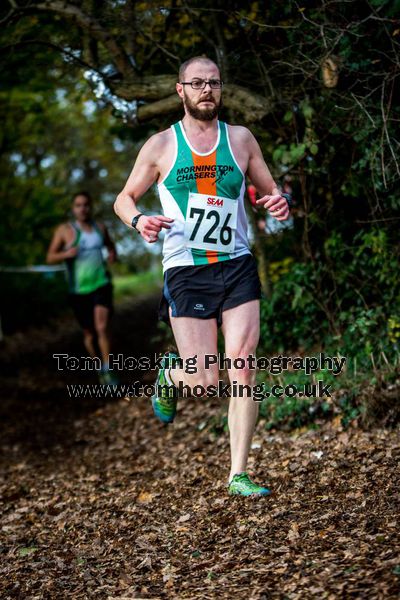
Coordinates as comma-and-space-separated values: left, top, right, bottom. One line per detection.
184, 192, 238, 254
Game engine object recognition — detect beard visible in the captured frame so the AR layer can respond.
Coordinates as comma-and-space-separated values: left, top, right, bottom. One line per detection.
183, 91, 221, 121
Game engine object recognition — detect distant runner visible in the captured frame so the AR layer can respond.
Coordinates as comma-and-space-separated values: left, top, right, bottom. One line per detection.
114, 56, 292, 496
47, 192, 118, 384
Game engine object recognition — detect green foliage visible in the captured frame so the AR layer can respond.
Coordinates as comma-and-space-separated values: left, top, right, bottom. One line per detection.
259, 395, 334, 431
258, 223, 399, 429
260, 261, 326, 353
113, 270, 163, 301
18, 547, 38, 557
259, 226, 399, 361
0, 42, 157, 270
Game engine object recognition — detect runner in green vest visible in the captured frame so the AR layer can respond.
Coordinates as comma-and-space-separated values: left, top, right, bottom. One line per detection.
114, 57, 292, 496
47, 192, 118, 384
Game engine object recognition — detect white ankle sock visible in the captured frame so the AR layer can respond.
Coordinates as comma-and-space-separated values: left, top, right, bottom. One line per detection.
165, 368, 174, 386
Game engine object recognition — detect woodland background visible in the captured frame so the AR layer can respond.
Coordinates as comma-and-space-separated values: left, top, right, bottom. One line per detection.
1, 2, 400, 598
1, 0, 399, 421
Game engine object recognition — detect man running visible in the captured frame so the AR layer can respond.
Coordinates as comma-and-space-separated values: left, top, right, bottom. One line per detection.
114, 56, 291, 496
47, 191, 118, 384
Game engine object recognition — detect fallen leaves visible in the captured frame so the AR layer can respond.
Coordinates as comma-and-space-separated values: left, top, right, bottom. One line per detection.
18, 547, 38, 557
136, 491, 154, 504
288, 522, 300, 543
0, 312, 399, 597
177, 513, 191, 523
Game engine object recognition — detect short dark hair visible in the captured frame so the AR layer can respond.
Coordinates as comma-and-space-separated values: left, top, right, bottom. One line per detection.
178, 56, 220, 82
72, 191, 92, 204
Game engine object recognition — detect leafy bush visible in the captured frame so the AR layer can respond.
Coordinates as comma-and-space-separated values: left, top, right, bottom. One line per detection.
257, 225, 400, 428
259, 227, 399, 364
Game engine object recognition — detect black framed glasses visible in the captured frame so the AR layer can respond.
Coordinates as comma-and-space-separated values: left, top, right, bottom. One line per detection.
180, 79, 223, 90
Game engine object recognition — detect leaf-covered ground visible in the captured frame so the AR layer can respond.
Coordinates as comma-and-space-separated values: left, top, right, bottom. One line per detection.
1, 296, 399, 599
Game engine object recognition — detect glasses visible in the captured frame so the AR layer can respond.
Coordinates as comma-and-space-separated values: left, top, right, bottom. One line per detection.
180, 79, 223, 90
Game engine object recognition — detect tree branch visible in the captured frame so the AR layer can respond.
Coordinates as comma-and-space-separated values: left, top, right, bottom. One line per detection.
137, 94, 181, 122
113, 75, 177, 101
135, 85, 273, 123
0, 39, 96, 72
35, 0, 134, 76
223, 84, 273, 122
3, 2, 274, 124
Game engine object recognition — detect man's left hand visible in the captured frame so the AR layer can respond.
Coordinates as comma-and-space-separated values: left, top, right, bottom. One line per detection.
256, 194, 290, 221
108, 249, 117, 264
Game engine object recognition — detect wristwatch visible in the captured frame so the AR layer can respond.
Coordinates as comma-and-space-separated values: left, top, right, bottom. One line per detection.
131, 213, 144, 231
281, 192, 293, 209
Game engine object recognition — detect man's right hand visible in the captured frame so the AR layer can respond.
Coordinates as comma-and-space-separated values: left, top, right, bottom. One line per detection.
136, 215, 174, 243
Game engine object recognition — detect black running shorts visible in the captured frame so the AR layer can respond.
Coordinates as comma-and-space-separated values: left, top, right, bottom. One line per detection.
159, 253, 261, 327
69, 283, 113, 330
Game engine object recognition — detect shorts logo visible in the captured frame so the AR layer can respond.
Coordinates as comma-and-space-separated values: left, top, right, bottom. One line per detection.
207, 197, 224, 207
194, 303, 205, 311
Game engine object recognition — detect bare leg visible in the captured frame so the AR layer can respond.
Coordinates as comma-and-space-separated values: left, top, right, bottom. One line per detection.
94, 304, 112, 366
83, 328, 97, 358
169, 311, 219, 389
221, 300, 260, 482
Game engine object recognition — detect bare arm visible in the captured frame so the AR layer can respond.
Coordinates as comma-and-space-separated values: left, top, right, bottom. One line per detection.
246, 130, 290, 221
114, 134, 173, 243
100, 224, 117, 264
46, 225, 77, 264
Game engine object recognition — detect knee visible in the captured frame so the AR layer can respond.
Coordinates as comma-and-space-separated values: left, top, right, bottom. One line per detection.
186, 366, 219, 388
95, 321, 108, 337
227, 350, 257, 385
230, 367, 256, 385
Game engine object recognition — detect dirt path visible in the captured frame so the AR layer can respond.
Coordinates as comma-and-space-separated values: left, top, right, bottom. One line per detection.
0, 296, 399, 598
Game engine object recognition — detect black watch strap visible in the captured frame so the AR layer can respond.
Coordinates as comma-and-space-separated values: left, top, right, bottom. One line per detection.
281, 192, 293, 208
131, 213, 144, 231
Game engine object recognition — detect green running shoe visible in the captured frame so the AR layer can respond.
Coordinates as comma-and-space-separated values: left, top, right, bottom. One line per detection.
151, 352, 178, 424
100, 369, 119, 385
228, 472, 271, 497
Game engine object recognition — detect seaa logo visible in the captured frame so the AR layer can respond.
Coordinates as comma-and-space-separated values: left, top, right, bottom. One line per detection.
207, 197, 224, 207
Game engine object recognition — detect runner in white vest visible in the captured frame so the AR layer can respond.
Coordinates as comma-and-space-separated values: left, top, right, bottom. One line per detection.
114, 57, 291, 496
47, 192, 118, 385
